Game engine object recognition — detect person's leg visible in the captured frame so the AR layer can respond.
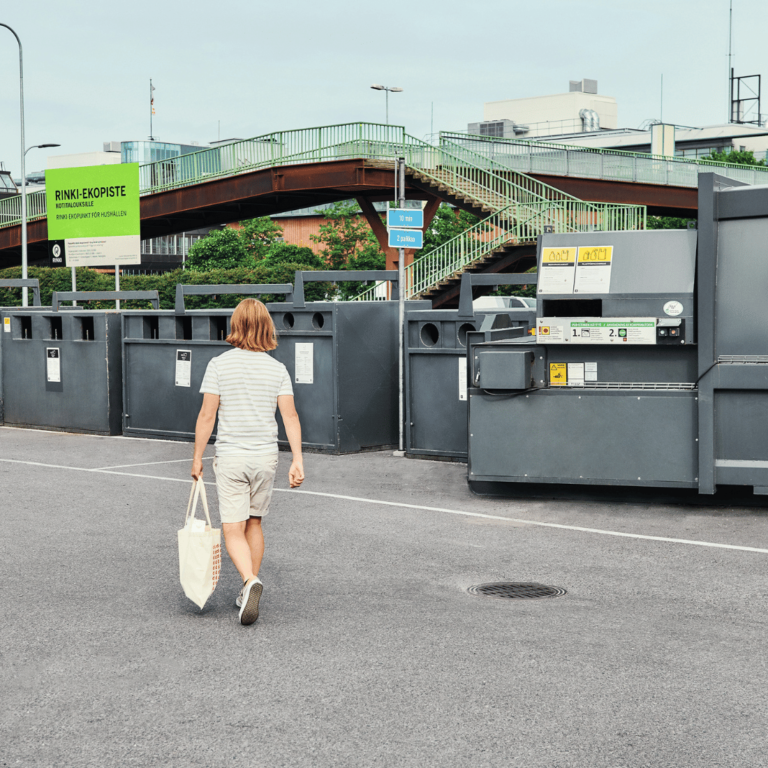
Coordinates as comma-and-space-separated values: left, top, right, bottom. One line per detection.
245, 517, 264, 577
222, 522, 255, 583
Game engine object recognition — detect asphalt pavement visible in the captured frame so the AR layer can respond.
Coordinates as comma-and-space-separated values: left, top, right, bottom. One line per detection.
2, 426, 768, 767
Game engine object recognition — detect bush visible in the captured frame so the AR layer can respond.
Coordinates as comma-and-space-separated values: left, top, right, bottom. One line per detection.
0, 263, 330, 310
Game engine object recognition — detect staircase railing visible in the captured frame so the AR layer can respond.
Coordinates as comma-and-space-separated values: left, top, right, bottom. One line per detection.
354, 197, 645, 302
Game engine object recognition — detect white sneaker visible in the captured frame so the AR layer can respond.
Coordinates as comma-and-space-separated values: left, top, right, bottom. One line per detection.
239, 577, 263, 625
235, 584, 245, 609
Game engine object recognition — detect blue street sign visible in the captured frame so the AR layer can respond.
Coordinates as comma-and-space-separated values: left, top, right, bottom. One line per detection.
387, 208, 424, 229
388, 228, 423, 249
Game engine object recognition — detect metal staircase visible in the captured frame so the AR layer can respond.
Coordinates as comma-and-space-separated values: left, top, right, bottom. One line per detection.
356, 135, 646, 301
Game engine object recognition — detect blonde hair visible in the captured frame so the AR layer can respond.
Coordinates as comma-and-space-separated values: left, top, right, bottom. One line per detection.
227, 299, 278, 352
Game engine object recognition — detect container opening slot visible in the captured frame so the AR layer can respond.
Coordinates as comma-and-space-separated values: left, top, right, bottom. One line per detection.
176, 317, 192, 341
143, 316, 159, 340
80, 316, 95, 341
542, 299, 602, 317
48, 317, 63, 340
20, 316, 32, 339
211, 317, 228, 341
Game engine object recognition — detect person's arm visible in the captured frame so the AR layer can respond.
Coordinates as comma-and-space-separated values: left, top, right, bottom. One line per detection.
277, 394, 304, 488
191, 393, 220, 479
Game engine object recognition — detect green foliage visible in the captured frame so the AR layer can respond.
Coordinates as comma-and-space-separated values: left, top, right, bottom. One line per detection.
309, 200, 387, 299
647, 216, 695, 230
185, 228, 251, 271
262, 242, 324, 269
310, 200, 384, 270
238, 216, 284, 260
421, 204, 479, 257
702, 149, 766, 166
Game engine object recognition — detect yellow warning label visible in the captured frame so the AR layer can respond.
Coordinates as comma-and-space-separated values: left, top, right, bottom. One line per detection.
577, 245, 613, 263
2, 317, 9, 333
542, 247, 577, 265
549, 362, 567, 385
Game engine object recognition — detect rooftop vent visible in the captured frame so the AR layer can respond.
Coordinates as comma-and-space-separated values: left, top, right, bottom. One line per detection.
569, 79, 598, 94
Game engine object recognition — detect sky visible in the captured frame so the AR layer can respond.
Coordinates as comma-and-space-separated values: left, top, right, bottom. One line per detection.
0, 0, 764, 177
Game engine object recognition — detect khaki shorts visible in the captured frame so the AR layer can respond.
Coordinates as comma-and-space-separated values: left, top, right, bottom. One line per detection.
213, 454, 279, 524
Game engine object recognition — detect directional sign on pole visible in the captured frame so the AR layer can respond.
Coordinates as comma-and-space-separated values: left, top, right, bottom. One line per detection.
387, 208, 424, 229
388, 228, 423, 249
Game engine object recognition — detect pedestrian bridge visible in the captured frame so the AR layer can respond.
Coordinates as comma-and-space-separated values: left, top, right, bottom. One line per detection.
1, 122, 763, 301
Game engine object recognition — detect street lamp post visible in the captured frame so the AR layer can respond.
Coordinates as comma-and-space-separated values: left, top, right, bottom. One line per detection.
0, 23, 29, 305
370, 84, 403, 125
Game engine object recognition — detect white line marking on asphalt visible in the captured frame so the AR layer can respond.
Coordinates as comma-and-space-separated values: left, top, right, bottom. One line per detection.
96, 457, 214, 470
2, 457, 768, 555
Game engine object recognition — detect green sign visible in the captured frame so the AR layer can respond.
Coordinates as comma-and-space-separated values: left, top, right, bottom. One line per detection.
45, 163, 141, 266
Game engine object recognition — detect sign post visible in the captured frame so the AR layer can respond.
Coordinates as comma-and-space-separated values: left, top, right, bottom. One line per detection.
45, 163, 141, 308
389, 161, 425, 456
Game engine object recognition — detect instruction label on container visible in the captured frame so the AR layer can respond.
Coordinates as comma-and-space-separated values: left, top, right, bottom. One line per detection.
567, 363, 585, 386
3, 317, 9, 333
46, 348, 61, 383
537, 317, 657, 345
458, 357, 467, 401
574, 246, 613, 294
538, 247, 577, 294
549, 362, 567, 385
295, 343, 314, 384
585, 362, 598, 382
175, 349, 191, 387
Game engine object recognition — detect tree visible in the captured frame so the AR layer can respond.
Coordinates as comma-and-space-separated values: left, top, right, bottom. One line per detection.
185, 228, 251, 271
262, 242, 324, 269
310, 201, 384, 270
703, 149, 765, 166
421, 204, 479, 257
238, 216, 285, 261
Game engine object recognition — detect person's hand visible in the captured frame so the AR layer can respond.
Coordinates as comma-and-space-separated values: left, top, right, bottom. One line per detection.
191, 457, 204, 480
289, 460, 304, 488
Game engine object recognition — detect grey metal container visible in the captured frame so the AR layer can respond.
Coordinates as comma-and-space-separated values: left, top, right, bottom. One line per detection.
269, 297, 429, 453
405, 273, 534, 461
122, 284, 294, 442
0, 309, 125, 435
0, 279, 44, 426
122, 275, 427, 454
467, 229, 703, 495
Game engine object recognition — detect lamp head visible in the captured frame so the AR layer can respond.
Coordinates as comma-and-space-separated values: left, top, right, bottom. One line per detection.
370, 84, 385, 91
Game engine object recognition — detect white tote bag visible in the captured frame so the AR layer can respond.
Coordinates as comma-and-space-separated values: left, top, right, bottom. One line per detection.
178, 478, 222, 610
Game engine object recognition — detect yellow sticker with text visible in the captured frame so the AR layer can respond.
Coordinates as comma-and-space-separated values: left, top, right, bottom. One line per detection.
541, 247, 577, 265
549, 363, 567, 385
577, 246, 613, 263
3, 317, 10, 333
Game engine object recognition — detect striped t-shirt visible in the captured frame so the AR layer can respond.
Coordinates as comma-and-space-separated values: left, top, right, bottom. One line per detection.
200, 348, 294, 456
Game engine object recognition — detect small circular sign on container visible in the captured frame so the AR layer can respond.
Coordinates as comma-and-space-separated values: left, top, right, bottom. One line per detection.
663, 301, 684, 317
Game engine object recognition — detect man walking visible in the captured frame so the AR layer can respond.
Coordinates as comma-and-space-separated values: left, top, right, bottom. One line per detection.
191, 299, 304, 626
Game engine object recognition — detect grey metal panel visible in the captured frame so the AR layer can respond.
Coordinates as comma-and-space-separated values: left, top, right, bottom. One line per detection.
696, 173, 745, 494
468, 389, 698, 486
405, 307, 530, 460
271, 327, 337, 451
715, 391, 768, 461
538, 345, 697, 384
715, 218, 768, 356
408, 353, 470, 458
477, 351, 533, 390
717, 183, 768, 219
1, 310, 123, 435
539, 230, 697, 296
123, 338, 226, 440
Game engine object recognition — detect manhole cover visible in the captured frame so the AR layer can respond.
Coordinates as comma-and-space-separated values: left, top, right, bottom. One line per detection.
467, 582, 567, 599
